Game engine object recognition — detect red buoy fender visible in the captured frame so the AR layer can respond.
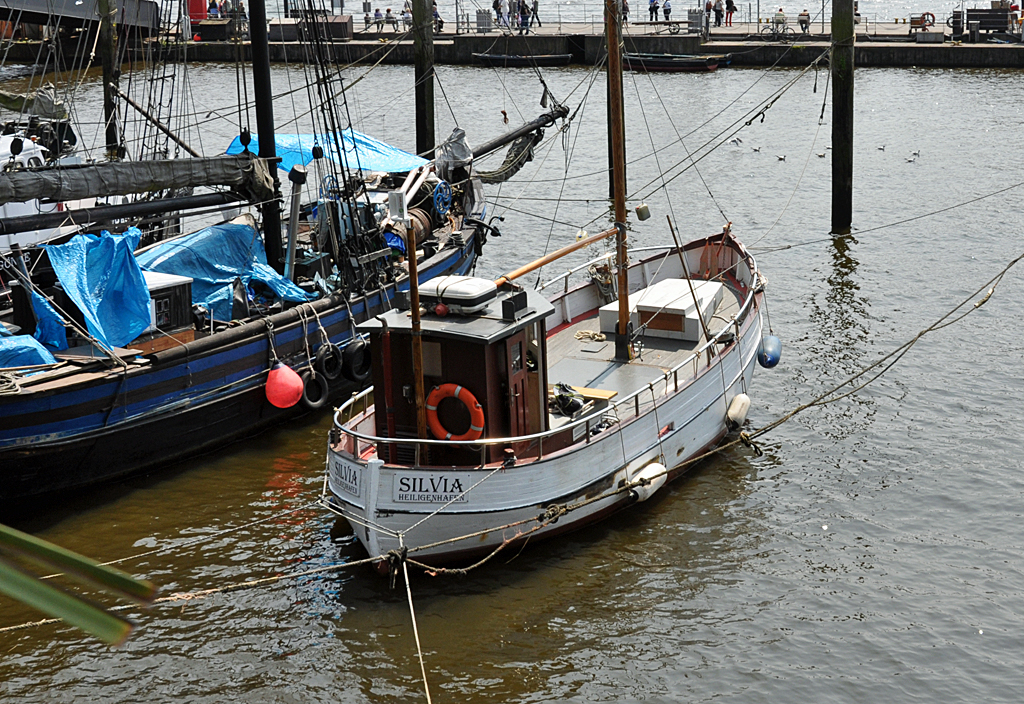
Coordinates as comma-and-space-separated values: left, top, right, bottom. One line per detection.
266, 361, 303, 408
426, 384, 485, 441
922, 11, 935, 25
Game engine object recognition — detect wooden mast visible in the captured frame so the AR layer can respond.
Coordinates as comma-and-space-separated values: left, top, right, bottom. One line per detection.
605, 0, 630, 362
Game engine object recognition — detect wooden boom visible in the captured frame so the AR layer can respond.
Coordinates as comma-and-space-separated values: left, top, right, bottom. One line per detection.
494, 226, 617, 287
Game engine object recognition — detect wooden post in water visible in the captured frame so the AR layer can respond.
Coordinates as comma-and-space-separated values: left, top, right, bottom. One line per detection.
249, 0, 284, 273
831, 0, 854, 235
97, 0, 119, 160
605, 0, 630, 363
413, 0, 435, 156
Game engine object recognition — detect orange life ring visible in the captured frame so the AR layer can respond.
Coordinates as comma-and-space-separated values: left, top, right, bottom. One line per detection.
426, 383, 485, 441
922, 11, 935, 26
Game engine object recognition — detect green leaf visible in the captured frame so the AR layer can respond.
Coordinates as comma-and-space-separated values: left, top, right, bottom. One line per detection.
0, 524, 155, 603
0, 558, 134, 645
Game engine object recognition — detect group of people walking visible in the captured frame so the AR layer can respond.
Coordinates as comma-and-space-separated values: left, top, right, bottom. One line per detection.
493, 0, 541, 33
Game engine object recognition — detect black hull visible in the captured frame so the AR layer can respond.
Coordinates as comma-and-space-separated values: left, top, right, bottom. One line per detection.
472, 53, 573, 68
623, 53, 720, 72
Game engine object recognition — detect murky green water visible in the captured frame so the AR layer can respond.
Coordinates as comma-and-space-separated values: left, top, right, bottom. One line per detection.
2, 63, 1023, 703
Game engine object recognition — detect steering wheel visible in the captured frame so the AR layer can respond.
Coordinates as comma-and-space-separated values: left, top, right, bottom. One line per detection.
433, 180, 453, 215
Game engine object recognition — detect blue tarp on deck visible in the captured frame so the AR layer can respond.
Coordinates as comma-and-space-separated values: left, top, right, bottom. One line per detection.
135, 221, 315, 322
0, 335, 57, 367
43, 229, 151, 350
225, 131, 427, 174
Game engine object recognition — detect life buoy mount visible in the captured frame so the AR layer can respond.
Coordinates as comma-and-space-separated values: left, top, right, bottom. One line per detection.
426, 384, 485, 441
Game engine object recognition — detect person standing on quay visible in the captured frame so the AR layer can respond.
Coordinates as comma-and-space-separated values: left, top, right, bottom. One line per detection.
621, 0, 629, 24
649, 0, 658, 21
531, 0, 541, 26
499, 0, 510, 27
662, 0, 671, 21
725, 0, 735, 25
713, 0, 723, 26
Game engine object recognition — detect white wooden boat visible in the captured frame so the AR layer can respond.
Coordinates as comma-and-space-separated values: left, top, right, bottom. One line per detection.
320, 226, 767, 568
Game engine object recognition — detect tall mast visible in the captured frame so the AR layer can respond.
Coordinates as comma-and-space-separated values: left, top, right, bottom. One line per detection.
605, 0, 629, 362
249, 0, 284, 273
98, 0, 120, 159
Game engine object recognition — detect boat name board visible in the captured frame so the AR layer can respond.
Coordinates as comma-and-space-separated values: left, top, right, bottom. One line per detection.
394, 473, 474, 503
330, 455, 362, 498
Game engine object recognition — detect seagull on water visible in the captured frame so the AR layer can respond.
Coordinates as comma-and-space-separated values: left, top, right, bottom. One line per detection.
776, 155, 786, 161
816, 153, 826, 158
877, 145, 885, 151
906, 157, 916, 163
752, 147, 761, 152
911, 150, 920, 156
729, 137, 743, 145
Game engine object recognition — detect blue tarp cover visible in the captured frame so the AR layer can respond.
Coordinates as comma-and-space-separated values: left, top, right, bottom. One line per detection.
0, 335, 57, 367
30, 290, 68, 351
225, 131, 427, 174
135, 221, 315, 322
43, 229, 151, 349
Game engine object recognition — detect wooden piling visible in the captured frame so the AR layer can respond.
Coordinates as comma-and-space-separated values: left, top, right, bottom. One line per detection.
831, 0, 854, 235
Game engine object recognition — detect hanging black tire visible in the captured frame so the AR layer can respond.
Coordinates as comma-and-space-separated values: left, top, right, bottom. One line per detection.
300, 369, 330, 410
341, 338, 372, 383
315, 342, 343, 381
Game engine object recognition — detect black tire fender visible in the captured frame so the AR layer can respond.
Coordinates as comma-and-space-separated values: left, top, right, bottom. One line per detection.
315, 342, 344, 381
341, 338, 372, 383
300, 369, 330, 410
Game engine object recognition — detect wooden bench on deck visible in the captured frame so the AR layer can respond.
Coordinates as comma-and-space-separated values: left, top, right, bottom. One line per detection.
965, 8, 1015, 33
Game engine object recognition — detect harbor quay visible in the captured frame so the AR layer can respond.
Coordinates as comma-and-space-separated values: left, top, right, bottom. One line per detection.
2, 17, 1023, 69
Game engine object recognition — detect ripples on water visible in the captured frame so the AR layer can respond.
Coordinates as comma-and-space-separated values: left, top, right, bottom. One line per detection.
2, 64, 1024, 702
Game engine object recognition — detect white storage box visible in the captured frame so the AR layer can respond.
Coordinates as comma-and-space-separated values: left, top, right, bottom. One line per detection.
419, 275, 497, 315
599, 278, 723, 342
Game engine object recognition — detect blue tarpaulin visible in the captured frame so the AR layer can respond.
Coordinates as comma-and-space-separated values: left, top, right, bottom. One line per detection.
43, 229, 151, 350
135, 221, 315, 322
30, 290, 68, 351
0, 335, 57, 367
225, 131, 427, 174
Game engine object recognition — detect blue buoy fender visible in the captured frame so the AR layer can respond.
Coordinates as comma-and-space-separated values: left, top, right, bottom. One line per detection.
757, 335, 782, 369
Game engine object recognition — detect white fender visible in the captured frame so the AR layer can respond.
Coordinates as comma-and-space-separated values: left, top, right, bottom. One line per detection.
630, 462, 668, 502
727, 393, 750, 430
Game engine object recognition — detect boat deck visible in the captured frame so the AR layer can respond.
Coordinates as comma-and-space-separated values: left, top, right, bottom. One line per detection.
545, 286, 741, 400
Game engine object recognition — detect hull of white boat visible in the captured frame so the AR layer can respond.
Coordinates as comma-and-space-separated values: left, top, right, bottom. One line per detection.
324, 289, 762, 566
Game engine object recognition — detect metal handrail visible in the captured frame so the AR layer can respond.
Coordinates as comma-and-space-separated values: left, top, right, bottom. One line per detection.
333, 251, 761, 452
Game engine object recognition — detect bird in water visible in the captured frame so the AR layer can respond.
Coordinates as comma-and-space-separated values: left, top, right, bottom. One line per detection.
729, 137, 743, 145
816, 153, 826, 158
877, 145, 885, 151
906, 157, 916, 163
776, 155, 786, 161
752, 147, 761, 152
912, 150, 921, 157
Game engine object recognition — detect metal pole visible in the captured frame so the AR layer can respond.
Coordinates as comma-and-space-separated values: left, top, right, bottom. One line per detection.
413, 0, 435, 156
605, 0, 630, 363
249, 0, 285, 272
831, 0, 854, 235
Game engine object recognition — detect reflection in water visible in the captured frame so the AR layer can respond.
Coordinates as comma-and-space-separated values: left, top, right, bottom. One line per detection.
800, 234, 877, 443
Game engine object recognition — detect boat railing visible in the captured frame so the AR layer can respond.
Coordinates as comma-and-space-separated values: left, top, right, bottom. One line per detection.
537, 245, 676, 293
332, 277, 760, 465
